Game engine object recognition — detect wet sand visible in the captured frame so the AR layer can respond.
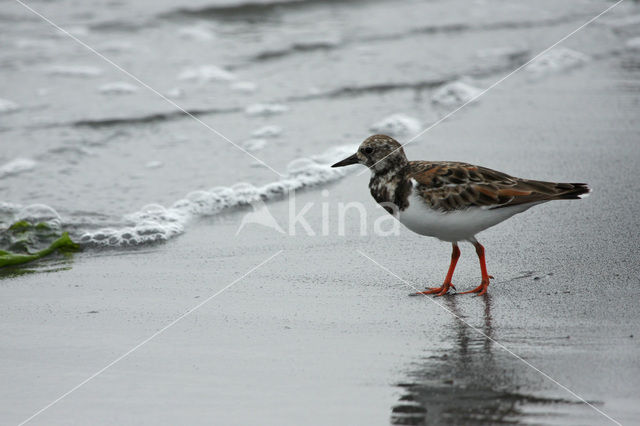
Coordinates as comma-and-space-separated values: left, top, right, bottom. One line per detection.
2, 51, 640, 425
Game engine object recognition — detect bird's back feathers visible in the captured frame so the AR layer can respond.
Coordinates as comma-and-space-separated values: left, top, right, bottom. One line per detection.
407, 161, 591, 211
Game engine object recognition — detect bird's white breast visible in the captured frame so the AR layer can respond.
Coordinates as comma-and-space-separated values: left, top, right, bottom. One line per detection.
398, 192, 534, 242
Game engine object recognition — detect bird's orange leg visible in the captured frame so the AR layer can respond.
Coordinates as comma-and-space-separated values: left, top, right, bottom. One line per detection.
459, 242, 493, 295
415, 243, 459, 296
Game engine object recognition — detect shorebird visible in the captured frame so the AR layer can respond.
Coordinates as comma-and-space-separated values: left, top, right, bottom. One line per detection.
332, 134, 590, 296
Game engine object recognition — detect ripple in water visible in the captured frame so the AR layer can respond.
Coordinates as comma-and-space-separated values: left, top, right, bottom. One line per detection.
0, 158, 37, 178
251, 125, 282, 138
98, 82, 139, 95
46, 65, 103, 77
525, 48, 590, 75
244, 103, 289, 116
177, 65, 236, 82
0, 98, 20, 114
432, 80, 483, 107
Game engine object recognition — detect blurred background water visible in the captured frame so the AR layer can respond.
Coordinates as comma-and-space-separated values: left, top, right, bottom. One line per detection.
1, 0, 639, 247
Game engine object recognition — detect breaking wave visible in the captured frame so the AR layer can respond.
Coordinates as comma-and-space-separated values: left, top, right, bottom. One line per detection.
1, 145, 357, 248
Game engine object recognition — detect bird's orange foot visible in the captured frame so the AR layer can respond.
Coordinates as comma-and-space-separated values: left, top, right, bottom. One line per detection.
459, 278, 492, 296
413, 283, 455, 297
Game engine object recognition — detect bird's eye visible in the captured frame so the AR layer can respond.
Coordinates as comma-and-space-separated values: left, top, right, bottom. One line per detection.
363, 147, 374, 155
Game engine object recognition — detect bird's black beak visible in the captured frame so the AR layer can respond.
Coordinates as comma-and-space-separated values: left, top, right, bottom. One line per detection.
331, 153, 359, 168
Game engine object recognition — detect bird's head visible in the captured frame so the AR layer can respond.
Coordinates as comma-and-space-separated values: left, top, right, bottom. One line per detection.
331, 134, 408, 173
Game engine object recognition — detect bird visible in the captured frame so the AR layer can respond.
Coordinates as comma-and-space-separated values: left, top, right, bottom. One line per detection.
331, 134, 590, 296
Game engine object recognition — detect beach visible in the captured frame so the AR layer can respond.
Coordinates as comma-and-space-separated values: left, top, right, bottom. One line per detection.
1, 0, 640, 424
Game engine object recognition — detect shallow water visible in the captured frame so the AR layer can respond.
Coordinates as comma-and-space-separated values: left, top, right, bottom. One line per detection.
2, 0, 638, 247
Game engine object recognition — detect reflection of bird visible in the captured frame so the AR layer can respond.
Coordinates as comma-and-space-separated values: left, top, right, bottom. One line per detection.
391, 294, 577, 424
390, 295, 536, 424
332, 134, 590, 295
236, 200, 284, 235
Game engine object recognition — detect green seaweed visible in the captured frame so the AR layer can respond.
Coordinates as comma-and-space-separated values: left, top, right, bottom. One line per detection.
0, 232, 79, 268
8, 220, 31, 232
35, 222, 52, 230
1, 218, 80, 270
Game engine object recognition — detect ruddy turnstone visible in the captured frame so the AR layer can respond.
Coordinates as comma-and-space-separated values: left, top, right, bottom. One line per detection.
332, 134, 590, 296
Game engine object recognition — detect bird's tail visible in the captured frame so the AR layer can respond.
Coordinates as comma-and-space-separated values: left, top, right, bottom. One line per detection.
554, 182, 591, 200
490, 180, 591, 209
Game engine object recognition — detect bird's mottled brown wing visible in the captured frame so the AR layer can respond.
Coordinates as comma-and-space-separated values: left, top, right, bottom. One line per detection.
407, 161, 589, 211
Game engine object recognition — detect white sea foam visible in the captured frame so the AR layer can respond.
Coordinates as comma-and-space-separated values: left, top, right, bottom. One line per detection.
47, 65, 103, 77
79, 145, 357, 247
145, 160, 164, 169
178, 65, 236, 82
0, 158, 37, 178
166, 87, 185, 98
178, 25, 216, 41
0, 204, 62, 231
245, 103, 289, 116
67, 26, 90, 36
230, 81, 258, 93
251, 125, 282, 138
242, 139, 267, 152
525, 48, 590, 75
0, 98, 20, 114
16, 204, 62, 229
370, 113, 421, 137
98, 82, 138, 95
432, 81, 482, 107
626, 37, 640, 50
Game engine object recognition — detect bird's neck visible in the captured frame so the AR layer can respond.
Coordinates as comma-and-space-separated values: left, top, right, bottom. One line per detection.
369, 165, 412, 213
